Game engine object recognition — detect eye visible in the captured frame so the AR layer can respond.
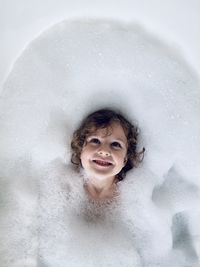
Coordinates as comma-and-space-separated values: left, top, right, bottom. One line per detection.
89, 138, 100, 144
111, 142, 122, 148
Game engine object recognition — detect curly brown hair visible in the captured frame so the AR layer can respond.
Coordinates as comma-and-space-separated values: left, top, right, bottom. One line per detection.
71, 108, 145, 181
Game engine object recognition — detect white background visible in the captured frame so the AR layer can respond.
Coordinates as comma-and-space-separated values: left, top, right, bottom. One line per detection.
1, 0, 200, 90
1, 2, 200, 266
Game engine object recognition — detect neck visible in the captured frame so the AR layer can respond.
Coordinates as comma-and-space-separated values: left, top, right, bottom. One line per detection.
89, 175, 116, 190
82, 172, 118, 200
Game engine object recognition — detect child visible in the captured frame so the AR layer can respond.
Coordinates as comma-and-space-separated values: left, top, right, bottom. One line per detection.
71, 109, 144, 201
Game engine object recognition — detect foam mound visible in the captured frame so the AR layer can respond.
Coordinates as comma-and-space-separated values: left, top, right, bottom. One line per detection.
0, 19, 200, 267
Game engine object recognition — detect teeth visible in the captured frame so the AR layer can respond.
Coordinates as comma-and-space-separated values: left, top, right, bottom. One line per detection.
94, 160, 111, 166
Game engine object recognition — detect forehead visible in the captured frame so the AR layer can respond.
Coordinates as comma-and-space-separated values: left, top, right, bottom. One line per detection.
89, 122, 127, 141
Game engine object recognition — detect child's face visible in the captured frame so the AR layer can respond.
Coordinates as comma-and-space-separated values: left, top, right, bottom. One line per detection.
80, 122, 128, 181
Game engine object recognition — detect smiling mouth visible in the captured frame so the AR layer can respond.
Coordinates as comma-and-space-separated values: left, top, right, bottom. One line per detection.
93, 160, 113, 167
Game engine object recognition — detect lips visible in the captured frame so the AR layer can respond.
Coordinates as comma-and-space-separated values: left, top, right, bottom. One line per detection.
92, 159, 113, 167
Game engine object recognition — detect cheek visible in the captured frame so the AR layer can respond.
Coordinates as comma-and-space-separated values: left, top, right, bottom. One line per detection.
80, 146, 91, 163
114, 152, 126, 168
80, 149, 86, 162
80, 151, 87, 169
80, 146, 86, 162
119, 151, 127, 166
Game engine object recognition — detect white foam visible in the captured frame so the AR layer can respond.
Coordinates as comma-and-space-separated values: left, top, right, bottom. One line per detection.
0, 20, 200, 266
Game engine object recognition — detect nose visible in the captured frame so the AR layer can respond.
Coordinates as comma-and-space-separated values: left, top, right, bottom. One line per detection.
97, 145, 111, 157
